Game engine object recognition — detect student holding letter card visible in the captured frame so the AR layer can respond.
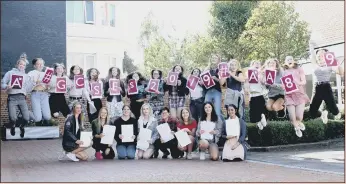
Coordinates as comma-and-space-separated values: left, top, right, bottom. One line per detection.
126, 72, 147, 120
48, 63, 71, 118
91, 107, 115, 160
263, 59, 286, 118
220, 59, 246, 121
113, 105, 139, 159
283, 56, 310, 138
153, 107, 184, 159
27, 58, 53, 125
188, 68, 206, 123
85, 68, 103, 122
245, 60, 267, 131
1, 54, 34, 138
60, 102, 92, 162
221, 104, 247, 161
196, 102, 223, 161
136, 103, 159, 159
203, 54, 224, 123
67, 65, 92, 122
145, 70, 165, 121
308, 41, 344, 123
177, 108, 197, 160
164, 65, 189, 119
104, 67, 126, 120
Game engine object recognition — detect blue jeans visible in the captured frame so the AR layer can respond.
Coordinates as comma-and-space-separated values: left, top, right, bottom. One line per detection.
30, 92, 51, 122
205, 89, 223, 118
116, 144, 136, 159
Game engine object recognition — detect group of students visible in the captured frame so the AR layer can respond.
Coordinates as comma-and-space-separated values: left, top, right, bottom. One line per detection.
1, 40, 343, 161
61, 101, 246, 162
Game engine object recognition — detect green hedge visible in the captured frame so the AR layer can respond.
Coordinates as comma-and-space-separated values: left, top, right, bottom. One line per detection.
247, 119, 345, 146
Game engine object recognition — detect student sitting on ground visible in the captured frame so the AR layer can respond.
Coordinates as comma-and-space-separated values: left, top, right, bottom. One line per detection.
221, 104, 247, 161
60, 102, 92, 162
91, 107, 115, 160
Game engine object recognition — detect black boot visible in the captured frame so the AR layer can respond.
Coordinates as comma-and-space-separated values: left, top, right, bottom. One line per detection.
153, 149, 159, 159
20, 125, 25, 138
10, 121, 16, 136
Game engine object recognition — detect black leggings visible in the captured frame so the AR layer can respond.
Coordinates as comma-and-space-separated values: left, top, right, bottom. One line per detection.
309, 83, 339, 119
153, 138, 183, 158
87, 98, 102, 122
250, 95, 266, 123
130, 100, 144, 120
49, 93, 70, 117
92, 138, 115, 159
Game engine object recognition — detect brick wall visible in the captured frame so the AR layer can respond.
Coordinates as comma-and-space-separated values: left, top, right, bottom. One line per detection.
1, 88, 250, 136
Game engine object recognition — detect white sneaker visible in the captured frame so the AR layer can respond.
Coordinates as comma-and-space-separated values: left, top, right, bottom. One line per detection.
257, 122, 263, 130
66, 153, 79, 162
298, 122, 306, 131
295, 127, 302, 138
335, 113, 342, 120
187, 153, 193, 160
261, 114, 267, 127
105, 148, 110, 155
58, 151, 67, 161
199, 152, 206, 160
321, 110, 328, 124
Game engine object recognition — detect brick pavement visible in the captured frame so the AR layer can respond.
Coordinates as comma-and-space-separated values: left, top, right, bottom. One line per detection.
1, 139, 344, 182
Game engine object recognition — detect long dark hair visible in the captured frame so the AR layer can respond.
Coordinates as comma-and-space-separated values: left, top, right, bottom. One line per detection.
53, 63, 66, 76
86, 68, 100, 81
126, 71, 146, 84
172, 65, 184, 77
200, 102, 218, 122
226, 104, 240, 119
151, 69, 163, 79
69, 65, 84, 80
106, 67, 121, 81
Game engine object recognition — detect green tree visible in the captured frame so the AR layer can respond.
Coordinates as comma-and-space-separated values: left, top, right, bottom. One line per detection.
209, 1, 258, 61
122, 51, 137, 75
239, 1, 310, 63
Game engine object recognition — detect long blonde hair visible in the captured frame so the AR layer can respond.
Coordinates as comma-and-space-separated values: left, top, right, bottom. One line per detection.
139, 103, 155, 121
97, 107, 110, 125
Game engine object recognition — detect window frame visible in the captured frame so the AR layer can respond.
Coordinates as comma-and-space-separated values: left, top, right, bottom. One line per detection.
84, 1, 95, 24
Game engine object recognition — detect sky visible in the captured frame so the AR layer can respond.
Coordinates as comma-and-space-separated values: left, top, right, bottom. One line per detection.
116, 1, 213, 46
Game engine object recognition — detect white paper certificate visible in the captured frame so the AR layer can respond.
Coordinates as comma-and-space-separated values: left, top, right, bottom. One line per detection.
226, 119, 240, 137
101, 125, 116, 145
80, 132, 92, 147
121, 125, 134, 142
200, 121, 215, 140
175, 130, 191, 147
156, 123, 174, 143
139, 128, 152, 141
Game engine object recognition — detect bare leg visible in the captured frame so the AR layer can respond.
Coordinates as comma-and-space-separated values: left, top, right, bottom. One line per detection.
199, 140, 209, 151
287, 105, 298, 128
272, 98, 285, 111
137, 150, 144, 159
295, 104, 305, 123
187, 136, 195, 153
266, 99, 275, 111
209, 144, 219, 161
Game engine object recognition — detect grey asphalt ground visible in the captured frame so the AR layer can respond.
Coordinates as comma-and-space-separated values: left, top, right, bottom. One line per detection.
1, 139, 344, 182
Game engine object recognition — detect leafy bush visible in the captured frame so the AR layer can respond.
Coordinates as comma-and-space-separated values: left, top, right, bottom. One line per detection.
247, 119, 344, 146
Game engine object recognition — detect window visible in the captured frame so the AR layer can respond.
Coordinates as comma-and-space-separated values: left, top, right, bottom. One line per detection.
100, 3, 108, 25
66, 1, 84, 23
109, 57, 117, 66
108, 4, 116, 27
67, 53, 96, 73
85, 54, 96, 69
84, 1, 95, 24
